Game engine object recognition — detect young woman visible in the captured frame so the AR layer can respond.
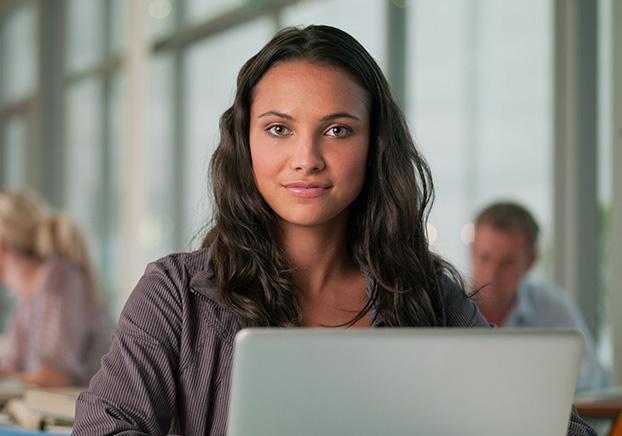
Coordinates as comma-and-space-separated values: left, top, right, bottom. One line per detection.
0, 190, 112, 387
74, 26, 595, 435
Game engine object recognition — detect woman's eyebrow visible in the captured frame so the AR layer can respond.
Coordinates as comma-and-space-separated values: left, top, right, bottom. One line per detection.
320, 112, 361, 122
258, 111, 293, 120
257, 111, 361, 122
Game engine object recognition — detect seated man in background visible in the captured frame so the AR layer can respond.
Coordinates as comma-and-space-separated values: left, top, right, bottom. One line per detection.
470, 201, 608, 393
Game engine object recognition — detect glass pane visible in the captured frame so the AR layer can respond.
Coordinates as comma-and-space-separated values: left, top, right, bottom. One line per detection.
282, 0, 387, 70
144, 0, 176, 42
107, 72, 127, 314
142, 55, 177, 261
64, 79, 104, 287
597, 0, 613, 369
1, 2, 37, 104
185, 0, 244, 25
113, 0, 178, 51
66, 0, 104, 73
408, 0, 553, 276
110, 0, 129, 55
2, 115, 29, 188
183, 17, 274, 247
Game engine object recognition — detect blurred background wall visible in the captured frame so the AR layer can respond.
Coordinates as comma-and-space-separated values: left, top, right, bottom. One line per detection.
0, 0, 620, 379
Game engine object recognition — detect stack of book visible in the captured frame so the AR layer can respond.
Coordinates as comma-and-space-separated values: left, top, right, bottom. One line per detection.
2, 386, 82, 434
0, 379, 31, 404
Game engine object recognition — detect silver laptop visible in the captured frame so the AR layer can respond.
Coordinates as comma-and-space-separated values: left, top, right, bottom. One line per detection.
227, 328, 582, 436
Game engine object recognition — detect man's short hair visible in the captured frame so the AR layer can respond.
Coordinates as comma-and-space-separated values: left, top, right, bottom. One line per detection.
474, 202, 540, 252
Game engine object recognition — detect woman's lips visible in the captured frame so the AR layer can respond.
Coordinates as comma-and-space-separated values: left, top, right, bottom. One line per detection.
283, 183, 331, 198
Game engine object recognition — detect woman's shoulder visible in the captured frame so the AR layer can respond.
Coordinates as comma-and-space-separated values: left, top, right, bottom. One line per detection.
145, 246, 211, 274
129, 247, 214, 309
142, 246, 225, 303
435, 270, 490, 328
122, 246, 238, 337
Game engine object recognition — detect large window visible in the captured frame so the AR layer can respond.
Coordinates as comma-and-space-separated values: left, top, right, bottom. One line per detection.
0, 1, 38, 329
65, 80, 105, 284
2, 115, 30, 188
282, 0, 387, 69
183, 18, 275, 246
0, 1, 618, 380
185, 0, 244, 25
408, 0, 553, 277
64, 0, 121, 308
0, 1, 37, 189
597, 0, 614, 368
0, 1, 37, 104
142, 55, 176, 262
66, 0, 105, 73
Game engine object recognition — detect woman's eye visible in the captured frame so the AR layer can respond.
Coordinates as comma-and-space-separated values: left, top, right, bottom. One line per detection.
267, 125, 291, 136
325, 126, 352, 138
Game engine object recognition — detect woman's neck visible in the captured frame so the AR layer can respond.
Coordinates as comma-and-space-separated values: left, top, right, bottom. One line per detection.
280, 221, 369, 328
280, 221, 355, 297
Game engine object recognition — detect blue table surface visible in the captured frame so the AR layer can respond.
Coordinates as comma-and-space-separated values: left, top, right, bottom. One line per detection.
0, 428, 50, 435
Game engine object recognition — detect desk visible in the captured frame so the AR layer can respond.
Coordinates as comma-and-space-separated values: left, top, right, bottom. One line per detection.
0, 428, 47, 435
576, 387, 622, 436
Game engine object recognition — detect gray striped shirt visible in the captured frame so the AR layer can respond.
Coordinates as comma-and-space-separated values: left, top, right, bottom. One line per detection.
74, 248, 595, 435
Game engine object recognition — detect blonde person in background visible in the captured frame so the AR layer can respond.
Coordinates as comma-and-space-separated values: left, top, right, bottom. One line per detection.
0, 190, 112, 388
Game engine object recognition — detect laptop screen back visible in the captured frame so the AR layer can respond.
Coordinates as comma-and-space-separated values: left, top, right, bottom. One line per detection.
227, 328, 582, 436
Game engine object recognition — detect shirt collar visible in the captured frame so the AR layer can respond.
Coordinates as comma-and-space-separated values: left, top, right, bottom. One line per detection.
504, 276, 535, 326
189, 245, 226, 306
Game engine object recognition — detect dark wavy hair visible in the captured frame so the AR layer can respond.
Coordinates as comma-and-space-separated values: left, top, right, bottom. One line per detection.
203, 25, 462, 328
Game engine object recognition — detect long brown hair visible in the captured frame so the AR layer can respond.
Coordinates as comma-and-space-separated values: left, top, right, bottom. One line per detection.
203, 25, 462, 327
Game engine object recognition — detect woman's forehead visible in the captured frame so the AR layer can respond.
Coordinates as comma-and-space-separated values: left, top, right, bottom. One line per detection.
250, 60, 370, 118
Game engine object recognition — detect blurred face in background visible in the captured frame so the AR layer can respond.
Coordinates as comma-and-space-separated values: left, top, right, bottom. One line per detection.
470, 224, 536, 309
0, 239, 6, 283
0, 239, 42, 300
0, 241, 22, 297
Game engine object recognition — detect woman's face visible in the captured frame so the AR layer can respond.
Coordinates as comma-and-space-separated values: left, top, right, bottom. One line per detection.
249, 61, 370, 230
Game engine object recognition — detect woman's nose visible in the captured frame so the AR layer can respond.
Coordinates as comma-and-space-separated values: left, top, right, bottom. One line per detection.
289, 135, 326, 174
